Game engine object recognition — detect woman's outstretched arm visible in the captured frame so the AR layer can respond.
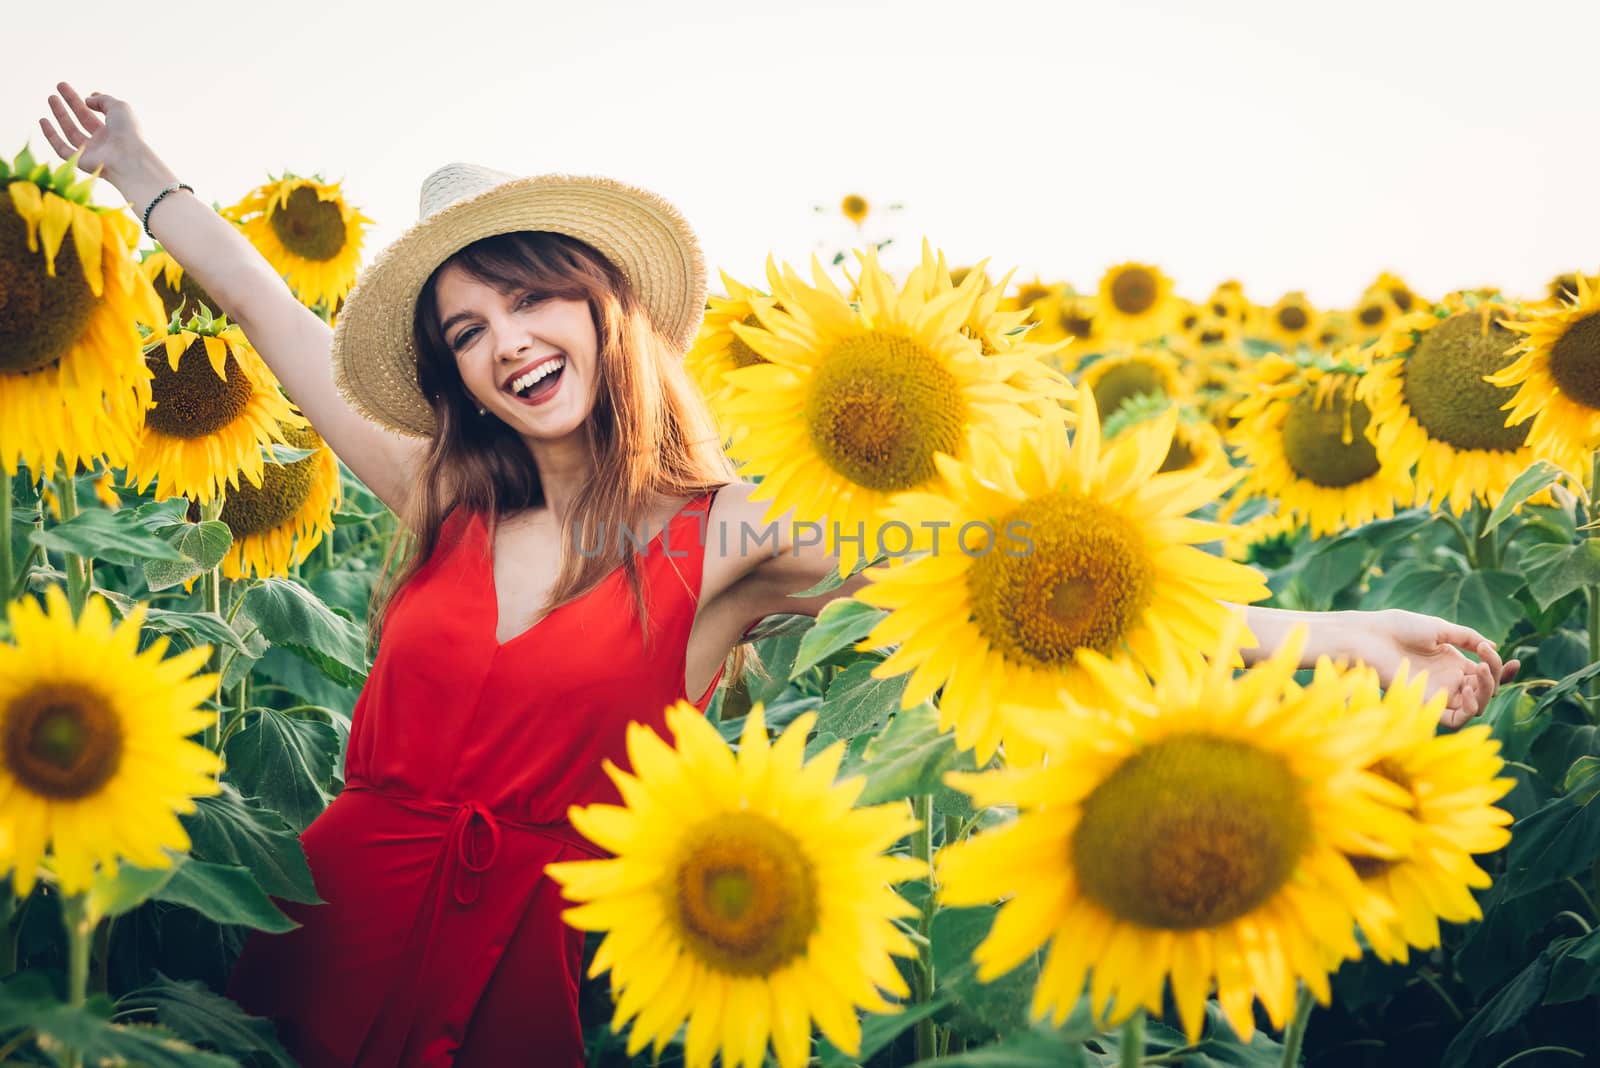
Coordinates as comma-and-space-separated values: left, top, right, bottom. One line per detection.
38, 82, 423, 513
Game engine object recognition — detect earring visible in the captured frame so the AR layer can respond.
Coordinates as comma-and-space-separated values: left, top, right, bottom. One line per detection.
476, 405, 487, 416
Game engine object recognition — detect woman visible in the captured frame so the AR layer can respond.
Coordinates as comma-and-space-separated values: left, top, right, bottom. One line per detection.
40, 83, 1514, 1067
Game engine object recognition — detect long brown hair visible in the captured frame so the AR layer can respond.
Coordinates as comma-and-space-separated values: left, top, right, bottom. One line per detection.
371, 230, 751, 686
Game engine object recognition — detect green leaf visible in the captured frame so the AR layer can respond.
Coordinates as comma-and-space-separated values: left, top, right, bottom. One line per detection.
1523, 538, 1600, 610
181, 785, 321, 905
791, 599, 887, 679
1545, 927, 1600, 1004
846, 703, 973, 805
818, 998, 951, 1067
133, 498, 192, 530
1503, 757, 1600, 899
1091, 1001, 1289, 1066
1529, 661, 1600, 721
906, 1022, 1091, 1067
788, 551, 887, 599
141, 608, 251, 657
1484, 460, 1569, 533
30, 508, 188, 566
241, 578, 369, 687
1442, 939, 1570, 1066
153, 858, 298, 933
0, 974, 239, 1068
86, 861, 181, 924
223, 707, 339, 833
817, 661, 907, 740
143, 520, 233, 592
261, 443, 319, 464
117, 972, 298, 1067
930, 905, 1043, 1041
1375, 566, 1526, 645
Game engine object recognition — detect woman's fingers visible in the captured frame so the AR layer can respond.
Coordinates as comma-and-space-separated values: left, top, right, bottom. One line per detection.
1472, 639, 1505, 683
1502, 658, 1522, 683
57, 83, 103, 133
38, 117, 75, 161
47, 95, 86, 147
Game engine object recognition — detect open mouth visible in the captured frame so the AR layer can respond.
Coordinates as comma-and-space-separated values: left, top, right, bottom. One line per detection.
503, 355, 567, 404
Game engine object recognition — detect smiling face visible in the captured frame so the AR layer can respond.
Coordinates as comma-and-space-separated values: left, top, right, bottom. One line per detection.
433, 264, 599, 441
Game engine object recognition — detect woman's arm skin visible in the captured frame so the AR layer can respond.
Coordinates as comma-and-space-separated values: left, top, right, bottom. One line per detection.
700, 484, 1516, 727
38, 83, 423, 512
1238, 604, 1519, 729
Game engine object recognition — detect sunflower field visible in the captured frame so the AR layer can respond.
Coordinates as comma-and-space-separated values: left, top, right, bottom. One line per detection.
1, 142, 1597, 1068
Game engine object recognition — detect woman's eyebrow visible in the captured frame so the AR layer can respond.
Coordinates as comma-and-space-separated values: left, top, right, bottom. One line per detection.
439, 310, 479, 335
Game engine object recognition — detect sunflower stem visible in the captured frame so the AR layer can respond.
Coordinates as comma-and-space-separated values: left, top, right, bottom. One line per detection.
1436, 510, 1476, 567
89, 916, 113, 996
1279, 984, 1316, 1067
61, 891, 93, 1068
52, 468, 90, 618
1119, 1010, 1144, 1068
1471, 502, 1500, 571
0, 475, 13, 617
911, 793, 936, 1062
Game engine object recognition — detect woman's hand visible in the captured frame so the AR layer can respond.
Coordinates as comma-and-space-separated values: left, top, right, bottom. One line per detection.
39, 83, 160, 200
1243, 605, 1520, 729
1337, 608, 1519, 728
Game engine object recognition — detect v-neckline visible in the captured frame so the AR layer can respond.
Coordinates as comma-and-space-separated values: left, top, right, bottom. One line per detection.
477, 493, 706, 649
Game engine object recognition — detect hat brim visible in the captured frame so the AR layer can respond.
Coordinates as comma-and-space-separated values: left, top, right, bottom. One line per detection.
330, 173, 707, 438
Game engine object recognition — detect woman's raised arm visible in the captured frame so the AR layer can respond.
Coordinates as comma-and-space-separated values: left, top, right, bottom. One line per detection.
39, 82, 422, 513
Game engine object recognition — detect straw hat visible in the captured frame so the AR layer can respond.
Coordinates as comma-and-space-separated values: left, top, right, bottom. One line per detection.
330, 162, 707, 437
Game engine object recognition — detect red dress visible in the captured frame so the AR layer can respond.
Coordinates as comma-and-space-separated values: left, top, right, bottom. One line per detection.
228, 489, 725, 1067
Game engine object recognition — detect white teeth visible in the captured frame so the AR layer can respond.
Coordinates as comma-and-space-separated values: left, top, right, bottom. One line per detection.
510, 357, 565, 394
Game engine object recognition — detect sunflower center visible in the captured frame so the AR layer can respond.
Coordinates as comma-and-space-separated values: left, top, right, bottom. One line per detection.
670, 811, 819, 976
0, 204, 95, 376
1091, 360, 1169, 420
1279, 382, 1382, 488
1016, 284, 1051, 311
1110, 269, 1158, 316
1391, 288, 1414, 313
1060, 310, 1096, 340
267, 186, 348, 262
728, 313, 768, 368
966, 490, 1152, 668
1277, 306, 1308, 332
221, 424, 323, 536
154, 268, 219, 322
1346, 758, 1414, 881
804, 330, 967, 493
1358, 303, 1388, 328
1402, 311, 1529, 452
144, 339, 256, 438
1160, 432, 1196, 473
1073, 733, 1312, 930
2, 682, 124, 801
1546, 311, 1600, 412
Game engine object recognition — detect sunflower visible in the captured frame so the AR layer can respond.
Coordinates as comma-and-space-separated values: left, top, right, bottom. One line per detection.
1080, 345, 1183, 422
0, 588, 221, 896
222, 174, 371, 309
127, 310, 302, 504
1097, 262, 1176, 344
0, 147, 163, 477
1547, 272, 1583, 307
937, 620, 1419, 1041
854, 393, 1267, 763
1490, 273, 1600, 473
718, 250, 1040, 573
1362, 298, 1536, 512
1333, 666, 1515, 965
139, 246, 218, 322
1228, 353, 1413, 537
1180, 310, 1241, 350
1264, 292, 1321, 351
907, 242, 1075, 414
1316, 310, 1352, 352
1206, 280, 1250, 326
684, 269, 772, 435
547, 701, 920, 1068
998, 276, 1072, 347
839, 193, 870, 227
1369, 271, 1421, 316
218, 422, 341, 579
1351, 292, 1400, 342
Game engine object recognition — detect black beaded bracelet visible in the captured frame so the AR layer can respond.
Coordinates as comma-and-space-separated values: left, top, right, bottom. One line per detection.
141, 182, 194, 238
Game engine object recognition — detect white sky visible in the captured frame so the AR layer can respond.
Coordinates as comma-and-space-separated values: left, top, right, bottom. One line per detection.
5, 0, 1596, 308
